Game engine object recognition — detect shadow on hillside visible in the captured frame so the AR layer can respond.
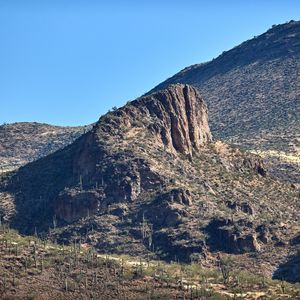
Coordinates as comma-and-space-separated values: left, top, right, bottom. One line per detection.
273, 251, 300, 283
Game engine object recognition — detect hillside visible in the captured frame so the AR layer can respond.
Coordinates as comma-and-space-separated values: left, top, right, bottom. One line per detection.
0, 84, 299, 284
0, 122, 91, 173
151, 20, 300, 182
1, 228, 300, 299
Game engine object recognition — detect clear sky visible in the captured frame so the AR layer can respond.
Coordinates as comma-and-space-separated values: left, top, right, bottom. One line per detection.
1, 0, 299, 126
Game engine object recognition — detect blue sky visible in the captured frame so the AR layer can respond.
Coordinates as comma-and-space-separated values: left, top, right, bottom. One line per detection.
1, 0, 299, 126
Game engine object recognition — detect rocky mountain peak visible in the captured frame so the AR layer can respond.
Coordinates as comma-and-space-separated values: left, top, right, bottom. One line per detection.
130, 84, 212, 156
96, 84, 212, 157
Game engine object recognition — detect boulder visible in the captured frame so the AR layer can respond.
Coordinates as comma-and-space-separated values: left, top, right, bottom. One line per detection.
256, 224, 271, 244
225, 200, 254, 215
143, 189, 192, 228
237, 234, 261, 252
162, 188, 192, 206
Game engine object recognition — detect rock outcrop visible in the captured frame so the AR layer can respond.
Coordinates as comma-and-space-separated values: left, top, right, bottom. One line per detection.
2, 84, 211, 228
52, 84, 211, 222
131, 84, 212, 156
143, 189, 192, 228
0, 84, 298, 280
274, 251, 300, 283
55, 188, 104, 222
206, 218, 261, 254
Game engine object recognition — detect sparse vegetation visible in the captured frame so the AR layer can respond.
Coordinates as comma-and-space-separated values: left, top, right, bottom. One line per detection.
0, 227, 300, 299
151, 21, 300, 184
0, 122, 92, 173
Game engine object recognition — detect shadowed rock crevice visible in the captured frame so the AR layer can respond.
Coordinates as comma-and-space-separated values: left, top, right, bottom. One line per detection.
273, 251, 300, 283
205, 218, 261, 254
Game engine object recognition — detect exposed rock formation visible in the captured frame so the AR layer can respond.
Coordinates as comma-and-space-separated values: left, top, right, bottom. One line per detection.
131, 84, 212, 156
206, 218, 261, 254
55, 188, 104, 222
143, 189, 192, 228
274, 251, 300, 283
0, 84, 299, 281
52, 84, 211, 222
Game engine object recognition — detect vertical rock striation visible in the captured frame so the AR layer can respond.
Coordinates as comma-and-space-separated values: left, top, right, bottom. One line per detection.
132, 84, 212, 156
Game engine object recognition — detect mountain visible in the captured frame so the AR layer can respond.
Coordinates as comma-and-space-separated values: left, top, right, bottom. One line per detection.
0, 122, 92, 173
1, 84, 299, 282
151, 20, 300, 182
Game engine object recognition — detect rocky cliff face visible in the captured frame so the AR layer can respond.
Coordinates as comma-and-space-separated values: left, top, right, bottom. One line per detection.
0, 84, 298, 282
56, 84, 211, 222
130, 84, 212, 155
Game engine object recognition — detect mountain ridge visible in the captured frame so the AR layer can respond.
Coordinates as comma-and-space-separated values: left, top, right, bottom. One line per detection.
149, 21, 300, 183
0, 84, 299, 282
0, 122, 92, 173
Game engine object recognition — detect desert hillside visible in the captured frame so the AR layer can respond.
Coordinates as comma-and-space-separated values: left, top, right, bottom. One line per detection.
151, 21, 300, 183
0, 84, 299, 286
0, 122, 92, 173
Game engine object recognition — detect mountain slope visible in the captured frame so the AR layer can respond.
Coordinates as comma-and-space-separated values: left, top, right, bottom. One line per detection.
151, 21, 300, 182
0, 122, 92, 173
0, 84, 299, 282
1, 229, 300, 300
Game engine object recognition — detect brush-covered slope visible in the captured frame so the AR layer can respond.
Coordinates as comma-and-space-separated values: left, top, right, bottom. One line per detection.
0, 122, 91, 173
151, 21, 300, 182
0, 84, 299, 281
1, 229, 300, 300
